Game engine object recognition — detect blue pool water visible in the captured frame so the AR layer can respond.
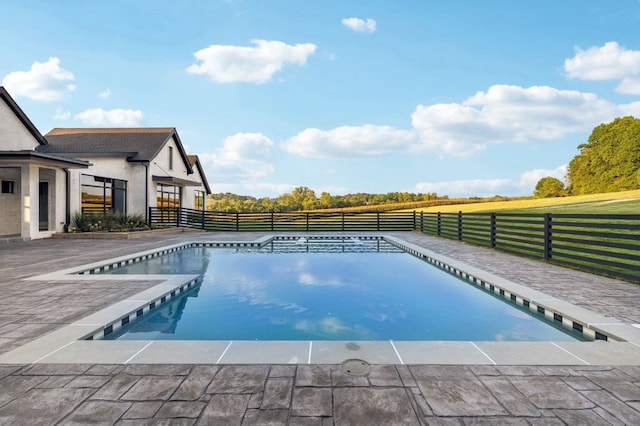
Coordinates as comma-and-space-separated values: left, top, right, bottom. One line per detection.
104, 239, 584, 341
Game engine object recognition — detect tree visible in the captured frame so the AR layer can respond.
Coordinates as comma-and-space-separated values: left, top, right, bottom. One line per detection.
534, 177, 566, 198
567, 116, 640, 194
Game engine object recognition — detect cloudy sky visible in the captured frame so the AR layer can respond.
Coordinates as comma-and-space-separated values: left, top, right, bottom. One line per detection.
2, 1, 640, 198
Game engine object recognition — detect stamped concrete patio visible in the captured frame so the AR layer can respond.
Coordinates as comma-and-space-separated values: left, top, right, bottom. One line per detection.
0, 231, 639, 425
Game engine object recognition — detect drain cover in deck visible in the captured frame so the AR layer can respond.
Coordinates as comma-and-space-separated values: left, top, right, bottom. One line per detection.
342, 359, 370, 376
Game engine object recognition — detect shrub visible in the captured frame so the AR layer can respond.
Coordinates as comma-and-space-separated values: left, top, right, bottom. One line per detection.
70, 211, 150, 232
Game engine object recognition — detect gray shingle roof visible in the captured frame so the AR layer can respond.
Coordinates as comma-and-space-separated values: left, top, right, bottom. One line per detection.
38, 128, 180, 163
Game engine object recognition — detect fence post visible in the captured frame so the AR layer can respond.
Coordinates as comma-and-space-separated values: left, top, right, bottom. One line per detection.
420, 212, 424, 233
271, 212, 274, 231
176, 208, 180, 228
341, 212, 345, 231
235, 212, 239, 231
377, 212, 380, 231
490, 213, 497, 248
544, 213, 552, 260
201, 209, 205, 230
457, 211, 463, 240
148, 207, 152, 227
437, 212, 441, 236
306, 212, 309, 231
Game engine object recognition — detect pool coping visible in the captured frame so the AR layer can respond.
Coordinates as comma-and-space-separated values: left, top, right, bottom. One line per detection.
1, 234, 639, 366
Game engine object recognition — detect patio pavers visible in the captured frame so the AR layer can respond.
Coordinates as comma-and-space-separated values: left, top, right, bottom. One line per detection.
0, 232, 639, 424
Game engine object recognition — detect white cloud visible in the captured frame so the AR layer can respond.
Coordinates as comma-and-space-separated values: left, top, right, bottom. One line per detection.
342, 17, 377, 33
282, 124, 416, 159
74, 108, 144, 126
414, 179, 516, 198
518, 164, 568, 189
284, 84, 639, 159
98, 89, 112, 99
186, 39, 317, 83
619, 100, 640, 116
1, 57, 75, 101
53, 108, 71, 120
210, 182, 295, 197
199, 133, 274, 181
414, 165, 568, 198
413, 85, 618, 155
564, 41, 640, 95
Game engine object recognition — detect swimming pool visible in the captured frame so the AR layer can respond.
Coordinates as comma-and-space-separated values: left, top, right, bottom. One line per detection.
101, 237, 585, 342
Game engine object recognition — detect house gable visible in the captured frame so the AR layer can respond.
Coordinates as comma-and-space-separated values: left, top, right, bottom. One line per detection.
188, 155, 211, 194
149, 133, 194, 176
0, 86, 48, 151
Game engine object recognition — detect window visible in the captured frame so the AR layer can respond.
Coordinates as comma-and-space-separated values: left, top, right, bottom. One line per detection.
1, 180, 15, 194
157, 184, 181, 208
168, 146, 174, 170
194, 190, 205, 211
81, 174, 127, 215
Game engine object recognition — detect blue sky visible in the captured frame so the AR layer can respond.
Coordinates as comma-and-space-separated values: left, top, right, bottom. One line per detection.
2, 0, 640, 198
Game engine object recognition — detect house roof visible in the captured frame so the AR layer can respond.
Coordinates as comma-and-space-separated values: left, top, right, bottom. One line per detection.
0, 150, 91, 168
187, 155, 212, 194
0, 86, 49, 146
39, 128, 193, 172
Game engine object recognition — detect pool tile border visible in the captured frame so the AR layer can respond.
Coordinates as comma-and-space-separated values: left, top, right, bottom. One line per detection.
383, 236, 635, 343
2, 234, 639, 366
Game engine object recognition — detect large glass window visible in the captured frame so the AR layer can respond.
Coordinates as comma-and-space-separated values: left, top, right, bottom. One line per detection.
81, 174, 127, 215
194, 190, 205, 211
157, 184, 181, 208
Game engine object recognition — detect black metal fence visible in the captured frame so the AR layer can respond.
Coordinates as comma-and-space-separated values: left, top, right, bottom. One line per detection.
149, 207, 640, 282
149, 208, 417, 232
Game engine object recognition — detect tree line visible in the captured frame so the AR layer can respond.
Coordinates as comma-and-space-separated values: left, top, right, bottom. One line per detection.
207, 189, 445, 213
535, 116, 640, 198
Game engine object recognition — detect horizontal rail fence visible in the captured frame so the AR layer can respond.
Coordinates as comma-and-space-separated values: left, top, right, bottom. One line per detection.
149, 208, 640, 282
149, 208, 416, 232
418, 212, 640, 282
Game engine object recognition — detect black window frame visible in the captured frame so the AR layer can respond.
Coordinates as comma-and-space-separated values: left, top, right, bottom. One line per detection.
157, 184, 181, 209
80, 174, 127, 215
194, 189, 205, 211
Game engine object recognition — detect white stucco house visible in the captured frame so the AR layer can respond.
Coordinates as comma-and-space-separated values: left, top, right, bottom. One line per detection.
0, 86, 210, 241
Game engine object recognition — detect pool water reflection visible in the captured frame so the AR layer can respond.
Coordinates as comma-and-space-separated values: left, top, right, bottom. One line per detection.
104, 239, 585, 341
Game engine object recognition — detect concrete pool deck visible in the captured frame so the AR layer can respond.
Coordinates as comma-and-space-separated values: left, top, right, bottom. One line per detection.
0, 231, 639, 424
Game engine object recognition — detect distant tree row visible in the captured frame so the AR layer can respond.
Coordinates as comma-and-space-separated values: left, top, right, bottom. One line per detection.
207, 188, 443, 213
534, 116, 640, 198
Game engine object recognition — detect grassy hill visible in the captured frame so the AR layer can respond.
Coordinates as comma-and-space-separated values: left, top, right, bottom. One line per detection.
399, 189, 640, 214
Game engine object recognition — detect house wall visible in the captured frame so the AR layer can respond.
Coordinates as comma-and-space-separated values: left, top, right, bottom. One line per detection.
129, 164, 149, 217
0, 101, 41, 150
149, 136, 204, 210
20, 163, 39, 239
67, 157, 147, 217
0, 167, 21, 236
1, 99, 67, 239
53, 168, 67, 233
183, 165, 208, 210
